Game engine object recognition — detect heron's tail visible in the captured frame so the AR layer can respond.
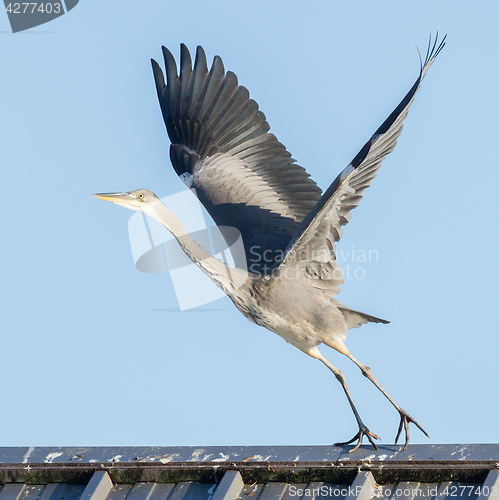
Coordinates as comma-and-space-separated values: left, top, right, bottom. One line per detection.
336, 303, 390, 330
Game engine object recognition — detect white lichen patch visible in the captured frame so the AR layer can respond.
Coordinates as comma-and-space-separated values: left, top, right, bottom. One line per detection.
44, 452, 63, 463
22, 447, 35, 464
187, 449, 205, 462
249, 455, 272, 461
212, 453, 229, 462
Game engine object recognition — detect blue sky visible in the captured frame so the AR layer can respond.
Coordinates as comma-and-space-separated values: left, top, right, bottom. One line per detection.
1, 1, 499, 447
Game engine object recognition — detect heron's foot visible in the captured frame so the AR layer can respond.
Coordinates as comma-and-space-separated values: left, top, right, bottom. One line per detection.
335, 424, 380, 453
394, 410, 429, 451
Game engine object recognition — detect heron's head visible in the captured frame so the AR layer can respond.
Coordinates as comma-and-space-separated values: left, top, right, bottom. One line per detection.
92, 189, 159, 212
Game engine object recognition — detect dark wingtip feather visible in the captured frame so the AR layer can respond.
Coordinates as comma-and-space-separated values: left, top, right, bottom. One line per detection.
211, 54, 225, 75
415, 44, 423, 73
423, 32, 447, 68
433, 33, 447, 59
194, 46, 208, 73
225, 70, 239, 87
162, 46, 178, 87
355, 33, 446, 170
151, 58, 165, 91
180, 44, 192, 75
424, 33, 433, 66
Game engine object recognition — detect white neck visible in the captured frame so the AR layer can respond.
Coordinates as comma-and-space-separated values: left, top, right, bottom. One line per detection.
143, 199, 248, 296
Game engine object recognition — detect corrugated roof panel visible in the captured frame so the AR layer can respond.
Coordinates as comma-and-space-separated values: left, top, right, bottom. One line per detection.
37, 484, 59, 500
390, 482, 421, 500
19, 485, 44, 500
241, 482, 349, 500
240, 482, 264, 499
143, 484, 177, 500
58, 485, 87, 500
210, 470, 243, 500
241, 482, 287, 500
126, 483, 157, 500
299, 482, 341, 500
281, 483, 308, 500
81, 470, 113, 500
107, 486, 133, 500
375, 485, 393, 500
168, 483, 215, 500
438, 482, 481, 500
479, 471, 499, 500
38, 484, 86, 500
0, 484, 27, 500
84, 483, 217, 500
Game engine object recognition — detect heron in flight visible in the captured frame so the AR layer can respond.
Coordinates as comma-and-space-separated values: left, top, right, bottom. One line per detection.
95, 35, 445, 451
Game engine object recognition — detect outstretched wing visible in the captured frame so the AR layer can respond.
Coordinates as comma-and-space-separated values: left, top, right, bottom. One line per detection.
274, 34, 446, 294
152, 45, 322, 275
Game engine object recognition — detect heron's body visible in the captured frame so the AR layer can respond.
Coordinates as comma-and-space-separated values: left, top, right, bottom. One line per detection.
238, 275, 349, 356
95, 36, 446, 451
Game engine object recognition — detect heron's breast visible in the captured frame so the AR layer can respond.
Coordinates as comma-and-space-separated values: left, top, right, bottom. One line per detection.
243, 282, 347, 352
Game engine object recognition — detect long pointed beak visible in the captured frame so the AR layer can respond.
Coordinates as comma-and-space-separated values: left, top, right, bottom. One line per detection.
92, 192, 130, 203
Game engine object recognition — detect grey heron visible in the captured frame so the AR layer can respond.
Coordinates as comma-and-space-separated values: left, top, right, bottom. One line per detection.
95, 35, 445, 451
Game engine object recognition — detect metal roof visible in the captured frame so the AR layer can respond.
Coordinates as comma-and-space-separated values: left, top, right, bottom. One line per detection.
0, 446, 498, 500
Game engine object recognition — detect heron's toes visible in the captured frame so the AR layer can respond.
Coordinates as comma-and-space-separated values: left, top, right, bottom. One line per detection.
395, 410, 429, 450
335, 424, 380, 453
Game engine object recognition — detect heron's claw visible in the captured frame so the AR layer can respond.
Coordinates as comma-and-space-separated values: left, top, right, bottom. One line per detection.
394, 410, 429, 450
335, 424, 380, 453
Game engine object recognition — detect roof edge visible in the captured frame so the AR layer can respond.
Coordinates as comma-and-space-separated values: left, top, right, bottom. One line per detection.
0, 445, 498, 485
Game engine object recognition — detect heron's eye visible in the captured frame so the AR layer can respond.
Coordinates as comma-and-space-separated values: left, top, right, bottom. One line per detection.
138, 193, 144, 199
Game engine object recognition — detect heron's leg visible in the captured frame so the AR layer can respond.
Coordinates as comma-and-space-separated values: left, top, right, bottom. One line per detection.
316, 353, 379, 452
346, 353, 429, 450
